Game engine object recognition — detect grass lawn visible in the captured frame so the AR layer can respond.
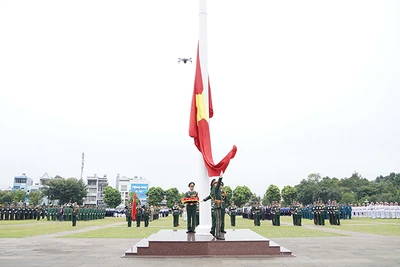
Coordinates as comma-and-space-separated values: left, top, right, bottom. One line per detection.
324, 217, 400, 235
0, 217, 122, 238
63, 215, 344, 238
1, 215, 399, 238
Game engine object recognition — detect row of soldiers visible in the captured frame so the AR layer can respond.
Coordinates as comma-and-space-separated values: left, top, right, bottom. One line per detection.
126, 203, 152, 227
312, 200, 341, 225
0, 205, 106, 221
248, 201, 282, 226
246, 201, 343, 227
290, 201, 302, 226
302, 204, 352, 221
0, 206, 46, 220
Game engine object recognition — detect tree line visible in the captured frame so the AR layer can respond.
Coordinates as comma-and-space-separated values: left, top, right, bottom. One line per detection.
141, 172, 400, 208
1, 172, 399, 208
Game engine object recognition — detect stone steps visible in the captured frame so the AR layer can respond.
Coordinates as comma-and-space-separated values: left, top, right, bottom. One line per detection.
124, 229, 292, 257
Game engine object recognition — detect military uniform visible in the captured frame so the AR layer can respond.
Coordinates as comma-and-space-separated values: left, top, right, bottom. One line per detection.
228, 202, 237, 227
319, 201, 325, 225
136, 206, 142, 227
172, 202, 181, 227
72, 204, 79, 227
143, 204, 150, 227
271, 202, 281, 226
196, 203, 200, 227
252, 202, 261, 226
0, 206, 4, 220
183, 182, 199, 233
36, 207, 41, 221
209, 176, 224, 240
126, 207, 132, 227
295, 202, 302, 226
220, 184, 227, 233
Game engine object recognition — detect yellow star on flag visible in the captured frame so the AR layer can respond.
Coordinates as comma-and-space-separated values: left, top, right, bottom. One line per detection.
195, 92, 208, 123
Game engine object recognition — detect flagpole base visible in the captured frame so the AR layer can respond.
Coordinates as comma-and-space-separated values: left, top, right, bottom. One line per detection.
195, 224, 212, 236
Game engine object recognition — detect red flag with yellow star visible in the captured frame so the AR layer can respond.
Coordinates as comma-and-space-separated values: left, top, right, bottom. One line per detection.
189, 45, 237, 177
131, 192, 137, 221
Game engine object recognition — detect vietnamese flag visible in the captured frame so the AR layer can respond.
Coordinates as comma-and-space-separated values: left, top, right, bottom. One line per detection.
131, 192, 137, 221
189, 45, 237, 177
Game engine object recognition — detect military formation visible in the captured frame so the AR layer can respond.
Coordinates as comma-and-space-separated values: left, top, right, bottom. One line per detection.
290, 201, 302, 226
271, 201, 281, 226
352, 202, 400, 219
128, 203, 152, 227
0, 204, 106, 223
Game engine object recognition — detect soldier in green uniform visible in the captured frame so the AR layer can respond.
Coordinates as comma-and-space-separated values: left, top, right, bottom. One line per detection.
184, 182, 199, 234
144, 203, 150, 227
203, 178, 217, 237
72, 202, 79, 227
312, 201, 318, 225
271, 201, 281, 226
271, 201, 276, 226
220, 182, 227, 233
136, 205, 142, 227
327, 200, 334, 225
319, 201, 325, 226
291, 201, 302, 226
126, 206, 132, 227
206, 176, 224, 240
196, 203, 200, 227
290, 202, 296, 225
172, 201, 181, 227
276, 201, 281, 226
296, 202, 302, 226
252, 201, 261, 226
334, 201, 341, 225
228, 201, 237, 227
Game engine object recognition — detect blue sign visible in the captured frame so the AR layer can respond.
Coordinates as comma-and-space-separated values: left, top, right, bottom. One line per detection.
131, 183, 148, 204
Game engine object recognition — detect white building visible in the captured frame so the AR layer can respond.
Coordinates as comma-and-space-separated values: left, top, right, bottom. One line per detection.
85, 174, 109, 206
39, 172, 51, 187
116, 174, 149, 207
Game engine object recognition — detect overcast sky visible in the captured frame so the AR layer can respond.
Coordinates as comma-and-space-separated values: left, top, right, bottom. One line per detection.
1, 0, 399, 197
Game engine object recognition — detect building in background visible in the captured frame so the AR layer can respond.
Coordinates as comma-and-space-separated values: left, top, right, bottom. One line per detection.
36, 172, 52, 205
39, 172, 51, 187
13, 173, 33, 191
116, 174, 149, 207
85, 174, 109, 206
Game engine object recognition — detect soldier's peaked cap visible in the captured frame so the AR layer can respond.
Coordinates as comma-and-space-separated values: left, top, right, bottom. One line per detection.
188, 182, 195, 187
210, 178, 217, 186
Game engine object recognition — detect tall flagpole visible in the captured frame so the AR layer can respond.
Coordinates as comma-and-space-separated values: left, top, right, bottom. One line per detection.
197, 0, 212, 231
80, 152, 84, 180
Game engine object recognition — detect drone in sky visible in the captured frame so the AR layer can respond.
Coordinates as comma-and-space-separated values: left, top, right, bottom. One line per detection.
178, 58, 192, 64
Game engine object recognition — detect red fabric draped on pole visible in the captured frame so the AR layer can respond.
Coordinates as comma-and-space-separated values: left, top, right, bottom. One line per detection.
131, 193, 137, 221
189, 45, 237, 177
